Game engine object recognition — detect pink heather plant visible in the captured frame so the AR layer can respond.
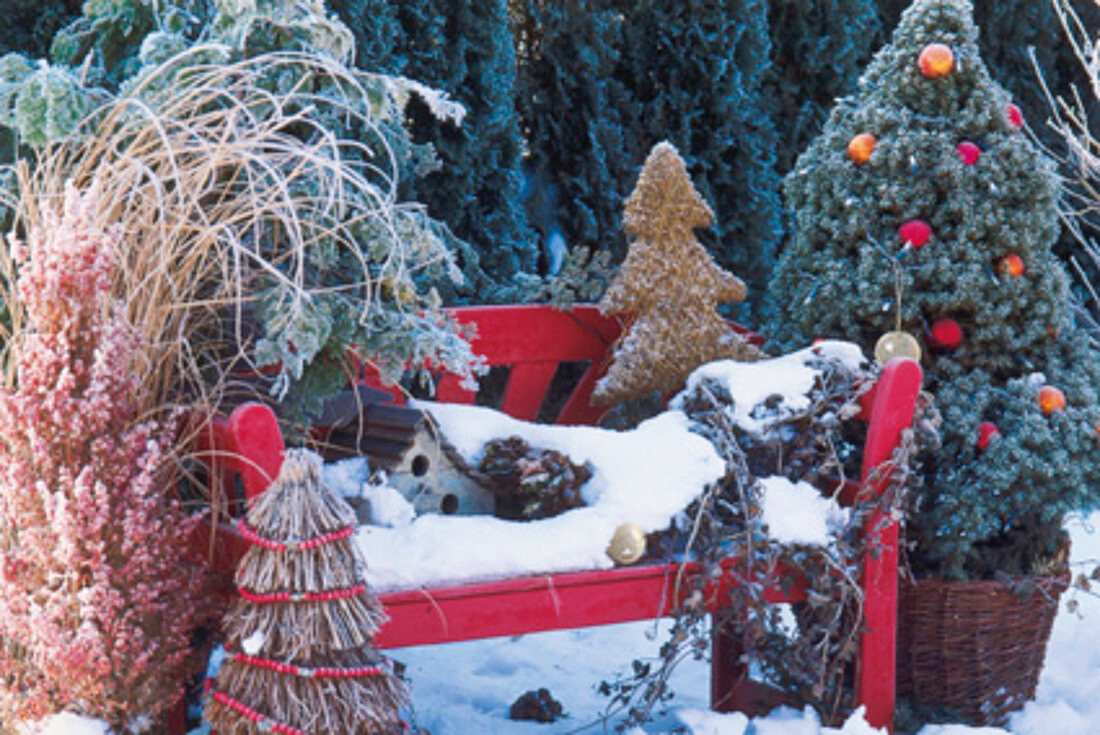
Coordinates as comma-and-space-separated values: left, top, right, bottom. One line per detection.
0, 182, 203, 730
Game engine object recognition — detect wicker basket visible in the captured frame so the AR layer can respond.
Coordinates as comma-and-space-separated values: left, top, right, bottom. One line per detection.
897, 563, 1069, 726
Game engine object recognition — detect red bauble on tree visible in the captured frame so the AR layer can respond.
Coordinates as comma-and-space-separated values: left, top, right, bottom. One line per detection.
930, 318, 963, 350
1006, 103, 1024, 129
957, 141, 981, 165
899, 219, 932, 249
977, 421, 1001, 451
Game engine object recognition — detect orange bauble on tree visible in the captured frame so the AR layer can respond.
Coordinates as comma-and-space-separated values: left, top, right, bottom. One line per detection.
1038, 385, 1067, 416
848, 133, 877, 165
918, 43, 955, 78
998, 254, 1025, 278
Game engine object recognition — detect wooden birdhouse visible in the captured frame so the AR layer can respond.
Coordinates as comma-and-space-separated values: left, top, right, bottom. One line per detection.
315, 386, 495, 517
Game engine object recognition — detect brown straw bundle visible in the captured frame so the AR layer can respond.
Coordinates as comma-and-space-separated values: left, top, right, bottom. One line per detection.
206, 449, 407, 734
594, 141, 764, 406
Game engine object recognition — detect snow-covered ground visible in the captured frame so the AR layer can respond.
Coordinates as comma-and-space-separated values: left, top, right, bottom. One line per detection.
393, 510, 1100, 734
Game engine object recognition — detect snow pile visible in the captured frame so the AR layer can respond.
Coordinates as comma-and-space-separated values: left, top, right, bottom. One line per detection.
322, 456, 369, 499
675, 341, 866, 435
1006, 512, 1100, 735
21, 713, 111, 735
356, 407, 725, 591
352, 344, 867, 591
760, 476, 849, 547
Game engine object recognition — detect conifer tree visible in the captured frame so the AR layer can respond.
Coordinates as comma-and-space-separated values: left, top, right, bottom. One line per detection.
766, 0, 883, 174
594, 142, 763, 406
205, 449, 407, 734
343, 0, 536, 295
769, 0, 1100, 579
513, 0, 635, 265
617, 0, 781, 322
875, 0, 1100, 140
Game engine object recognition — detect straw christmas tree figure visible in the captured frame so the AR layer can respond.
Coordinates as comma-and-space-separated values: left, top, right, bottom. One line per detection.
593, 141, 764, 406
205, 449, 407, 734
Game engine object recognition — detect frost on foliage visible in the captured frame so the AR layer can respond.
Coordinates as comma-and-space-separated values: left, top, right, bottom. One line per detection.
673, 341, 867, 437
212, 0, 355, 63
0, 183, 202, 729
0, 0, 486, 430
0, 59, 92, 148
384, 76, 467, 126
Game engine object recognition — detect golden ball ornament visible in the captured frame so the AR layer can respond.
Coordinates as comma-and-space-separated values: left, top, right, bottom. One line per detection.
606, 523, 647, 565
918, 43, 955, 78
874, 331, 922, 364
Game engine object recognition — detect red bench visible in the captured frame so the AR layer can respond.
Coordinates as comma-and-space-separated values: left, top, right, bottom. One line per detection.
187, 304, 922, 732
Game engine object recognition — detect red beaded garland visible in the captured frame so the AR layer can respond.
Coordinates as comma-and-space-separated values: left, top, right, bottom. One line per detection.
237, 519, 355, 552
212, 690, 306, 735
228, 649, 385, 679
238, 583, 366, 604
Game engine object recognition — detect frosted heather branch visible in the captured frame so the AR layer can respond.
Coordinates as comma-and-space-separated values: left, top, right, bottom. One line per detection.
0, 182, 203, 731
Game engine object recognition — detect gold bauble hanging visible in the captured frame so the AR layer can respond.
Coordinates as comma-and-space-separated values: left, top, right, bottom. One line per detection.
606, 523, 647, 565
874, 331, 922, 364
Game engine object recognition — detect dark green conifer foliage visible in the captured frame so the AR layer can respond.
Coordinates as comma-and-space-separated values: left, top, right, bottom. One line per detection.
344, 0, 536, 295
0, 0, 80, 59
766, 0, 883, 175
327, 0, 402, 73
513, 0, 635, 264
617, 0, 781, 322
770, 0, 1100, 580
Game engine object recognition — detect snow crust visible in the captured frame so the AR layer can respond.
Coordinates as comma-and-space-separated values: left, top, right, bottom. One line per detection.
356, 407, 724, 590
760, 476, 849, 547
21, 714, 111, 735
674, 340, 865, 435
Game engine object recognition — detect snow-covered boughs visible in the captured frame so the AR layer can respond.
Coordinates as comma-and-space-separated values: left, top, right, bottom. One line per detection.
0, 183, 203, 730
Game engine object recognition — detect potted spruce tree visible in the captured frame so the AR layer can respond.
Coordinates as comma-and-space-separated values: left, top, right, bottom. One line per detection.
769, 0, 1100, 724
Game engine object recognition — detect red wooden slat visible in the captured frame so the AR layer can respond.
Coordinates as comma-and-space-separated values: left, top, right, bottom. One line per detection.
375, 559, 807, 649
227, 403, 285, 501
448, 304, 620, 366
854, 357, 922, 732
556, 359, 611, 425
500, 361, 557, 421
434, 374, 477, 404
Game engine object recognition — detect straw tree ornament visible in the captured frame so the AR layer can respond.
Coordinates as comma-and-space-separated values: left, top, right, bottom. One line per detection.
593, 141, 764, 406
205, 449, 407, 734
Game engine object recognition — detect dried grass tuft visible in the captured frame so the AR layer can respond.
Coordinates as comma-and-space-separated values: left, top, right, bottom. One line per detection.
3, 46, 425, 435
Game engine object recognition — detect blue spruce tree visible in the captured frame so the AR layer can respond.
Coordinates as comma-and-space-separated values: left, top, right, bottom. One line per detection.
770, 0, 1100, 580
766, 0, 883, 174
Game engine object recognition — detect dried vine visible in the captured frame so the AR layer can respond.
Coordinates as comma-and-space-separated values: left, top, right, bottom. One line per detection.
598, 354, 929, 728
